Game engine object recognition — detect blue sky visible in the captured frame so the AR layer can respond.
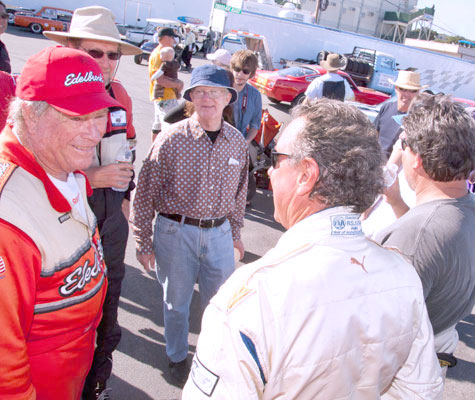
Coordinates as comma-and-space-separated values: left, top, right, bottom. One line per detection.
416, 0, 475, 40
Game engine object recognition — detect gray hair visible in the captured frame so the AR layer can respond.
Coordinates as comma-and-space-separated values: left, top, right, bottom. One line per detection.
403, 93, 475, 181
8, 98, 49, 133
290, 98, 385, 213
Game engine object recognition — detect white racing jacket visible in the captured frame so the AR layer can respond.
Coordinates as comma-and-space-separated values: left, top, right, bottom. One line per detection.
183, 207, 443, 399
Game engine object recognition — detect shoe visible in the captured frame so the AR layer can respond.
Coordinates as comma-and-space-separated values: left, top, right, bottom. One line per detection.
84, 382, 110, 400
168, 358, 190, 386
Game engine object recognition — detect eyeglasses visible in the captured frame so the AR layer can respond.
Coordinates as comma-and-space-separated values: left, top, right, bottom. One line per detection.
191, 89, 227, 99
397, 87, 418, 94
0, 13, 9, 20
270, 150, 291, 168
80, 47, 121, 61
232, 67, 251, 75
401, 137, 409, 151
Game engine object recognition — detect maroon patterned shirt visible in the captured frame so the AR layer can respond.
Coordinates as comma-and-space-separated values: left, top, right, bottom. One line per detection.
131, 114, 248, 255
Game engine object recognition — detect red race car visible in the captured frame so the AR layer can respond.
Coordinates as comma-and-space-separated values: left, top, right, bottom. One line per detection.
250, 65, 390, 107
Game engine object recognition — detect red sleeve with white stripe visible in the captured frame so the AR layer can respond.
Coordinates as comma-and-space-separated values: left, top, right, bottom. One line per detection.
0, 219, 41, 400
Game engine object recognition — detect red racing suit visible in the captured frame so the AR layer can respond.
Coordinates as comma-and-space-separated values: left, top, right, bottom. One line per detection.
0, 127, 107, 400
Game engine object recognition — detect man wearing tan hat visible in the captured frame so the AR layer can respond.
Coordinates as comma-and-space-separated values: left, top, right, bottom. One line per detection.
374, 70, 428, 158
305, 53, 354, 102
44, 6, 141, 399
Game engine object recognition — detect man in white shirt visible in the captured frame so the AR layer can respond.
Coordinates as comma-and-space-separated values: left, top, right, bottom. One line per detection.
183, 98, 443, 399
305, 53, 354, 102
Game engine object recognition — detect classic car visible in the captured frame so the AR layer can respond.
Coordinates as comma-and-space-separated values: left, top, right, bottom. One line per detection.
5, 6, 35, 24
13, 6, 73, 34
249, 65, 390, 107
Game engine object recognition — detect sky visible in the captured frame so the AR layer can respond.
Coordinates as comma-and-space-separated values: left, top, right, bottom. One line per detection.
416, 0, 475, 41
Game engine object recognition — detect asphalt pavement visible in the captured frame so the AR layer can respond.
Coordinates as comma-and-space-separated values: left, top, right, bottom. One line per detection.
3, 25, 474, 399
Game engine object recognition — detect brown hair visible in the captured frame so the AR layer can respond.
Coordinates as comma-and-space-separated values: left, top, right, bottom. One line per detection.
230, 50, 258, 79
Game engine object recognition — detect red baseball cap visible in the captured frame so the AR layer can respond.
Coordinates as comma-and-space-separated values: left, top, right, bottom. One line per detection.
16, 46, 123, 116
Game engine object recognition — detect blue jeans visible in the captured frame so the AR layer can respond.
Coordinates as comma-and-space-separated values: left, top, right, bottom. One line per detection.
153, 215, 235, 362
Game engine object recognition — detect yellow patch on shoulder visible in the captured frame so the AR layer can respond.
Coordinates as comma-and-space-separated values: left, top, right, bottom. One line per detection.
227, 285, 253, 311
0, 162, 16, 193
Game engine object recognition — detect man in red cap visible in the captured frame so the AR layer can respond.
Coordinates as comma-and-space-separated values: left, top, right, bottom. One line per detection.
45, 7, 142, 398
0, 46, 123, 400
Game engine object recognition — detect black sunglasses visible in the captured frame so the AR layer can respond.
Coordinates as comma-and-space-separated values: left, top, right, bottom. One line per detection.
233, 67, 251, 75
81, 47, 121, 61
0, 13, 9, 20
270, 151, 291, 168
401, 138, 409, 151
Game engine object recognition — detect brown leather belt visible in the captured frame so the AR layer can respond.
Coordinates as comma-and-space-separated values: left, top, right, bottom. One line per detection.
159, 213, 226, 229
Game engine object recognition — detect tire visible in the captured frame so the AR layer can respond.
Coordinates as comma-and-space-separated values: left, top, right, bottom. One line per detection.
134, 54, 143, 65
29, 23, 43, 34
358, 61, 367, 74
268, 96, 281, 104
316, 50, 329, 64
8, 11, 15, 24
291, 93, 305, 108
192, 44, 198, 55
351, 58, 360, 73
345, 58, 353, 72
362, 61, 370, 75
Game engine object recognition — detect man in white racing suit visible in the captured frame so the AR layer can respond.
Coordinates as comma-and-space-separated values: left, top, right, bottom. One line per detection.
183, 98, 443, 399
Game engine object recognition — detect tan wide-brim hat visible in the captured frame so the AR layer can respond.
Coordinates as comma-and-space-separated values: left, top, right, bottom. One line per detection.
44, 6, 141, 56
388, 70, 429, 90
320, 53, 345, 72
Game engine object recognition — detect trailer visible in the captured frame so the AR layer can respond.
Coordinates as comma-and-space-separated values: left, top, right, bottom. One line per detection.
210, 1, 475, 99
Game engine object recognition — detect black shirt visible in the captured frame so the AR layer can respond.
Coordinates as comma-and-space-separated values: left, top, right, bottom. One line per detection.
0, 40, 11, 74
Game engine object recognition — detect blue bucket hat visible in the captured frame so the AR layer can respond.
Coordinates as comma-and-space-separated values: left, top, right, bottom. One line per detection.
183, 65, 237, 104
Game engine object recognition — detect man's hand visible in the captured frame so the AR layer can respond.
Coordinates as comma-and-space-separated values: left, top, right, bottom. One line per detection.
233, 240, 245, 261
383, 177, 410, 218
137, 253, 156, 272
85, 164, 134, 190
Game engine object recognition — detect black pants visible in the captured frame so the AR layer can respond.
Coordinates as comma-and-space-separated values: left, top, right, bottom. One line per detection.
181, 45, 192, 68
82, 189, 129, 396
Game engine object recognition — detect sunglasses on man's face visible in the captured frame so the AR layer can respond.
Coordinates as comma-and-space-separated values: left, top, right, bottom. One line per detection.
270, 151, 291, 169
81, 47, 121, 61
0, 13, 9, 20
400, 137, 409, 151
233, 67, 251, 75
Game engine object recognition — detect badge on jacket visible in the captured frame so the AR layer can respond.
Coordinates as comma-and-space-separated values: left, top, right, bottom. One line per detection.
110, 109, 127, 127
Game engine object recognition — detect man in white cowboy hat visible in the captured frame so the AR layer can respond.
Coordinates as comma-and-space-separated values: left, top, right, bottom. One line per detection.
131, 65, 248, 386
44, 6, 141, 400
304, 52, 354, 102
374, 70, 428, 158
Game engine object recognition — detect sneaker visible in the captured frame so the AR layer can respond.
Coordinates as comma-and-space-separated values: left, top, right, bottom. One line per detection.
84, 382, 110, 400
168, 358, 190, 386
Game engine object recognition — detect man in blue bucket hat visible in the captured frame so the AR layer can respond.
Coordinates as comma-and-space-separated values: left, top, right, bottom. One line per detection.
131, 65, 248, 385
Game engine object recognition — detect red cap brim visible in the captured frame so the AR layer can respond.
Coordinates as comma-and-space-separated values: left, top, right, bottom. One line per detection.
47, 91, 124, 116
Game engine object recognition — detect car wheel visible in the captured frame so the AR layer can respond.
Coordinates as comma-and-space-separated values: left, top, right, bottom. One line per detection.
267, 96, 281, 104
29, 23, 43, 34
7, 11, 15, 24
191, 44, 199, 55
291, 93, 305, 108
134, 54, 143, 65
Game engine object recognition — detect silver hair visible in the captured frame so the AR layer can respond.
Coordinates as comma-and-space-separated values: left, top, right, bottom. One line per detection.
290, 98, 385, 213
8, 98, 49, 133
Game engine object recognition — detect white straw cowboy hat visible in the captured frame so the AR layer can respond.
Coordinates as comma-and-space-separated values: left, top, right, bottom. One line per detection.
388, 70, 429, 90
320, 53, 345, 72
44, 6, 141, 56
